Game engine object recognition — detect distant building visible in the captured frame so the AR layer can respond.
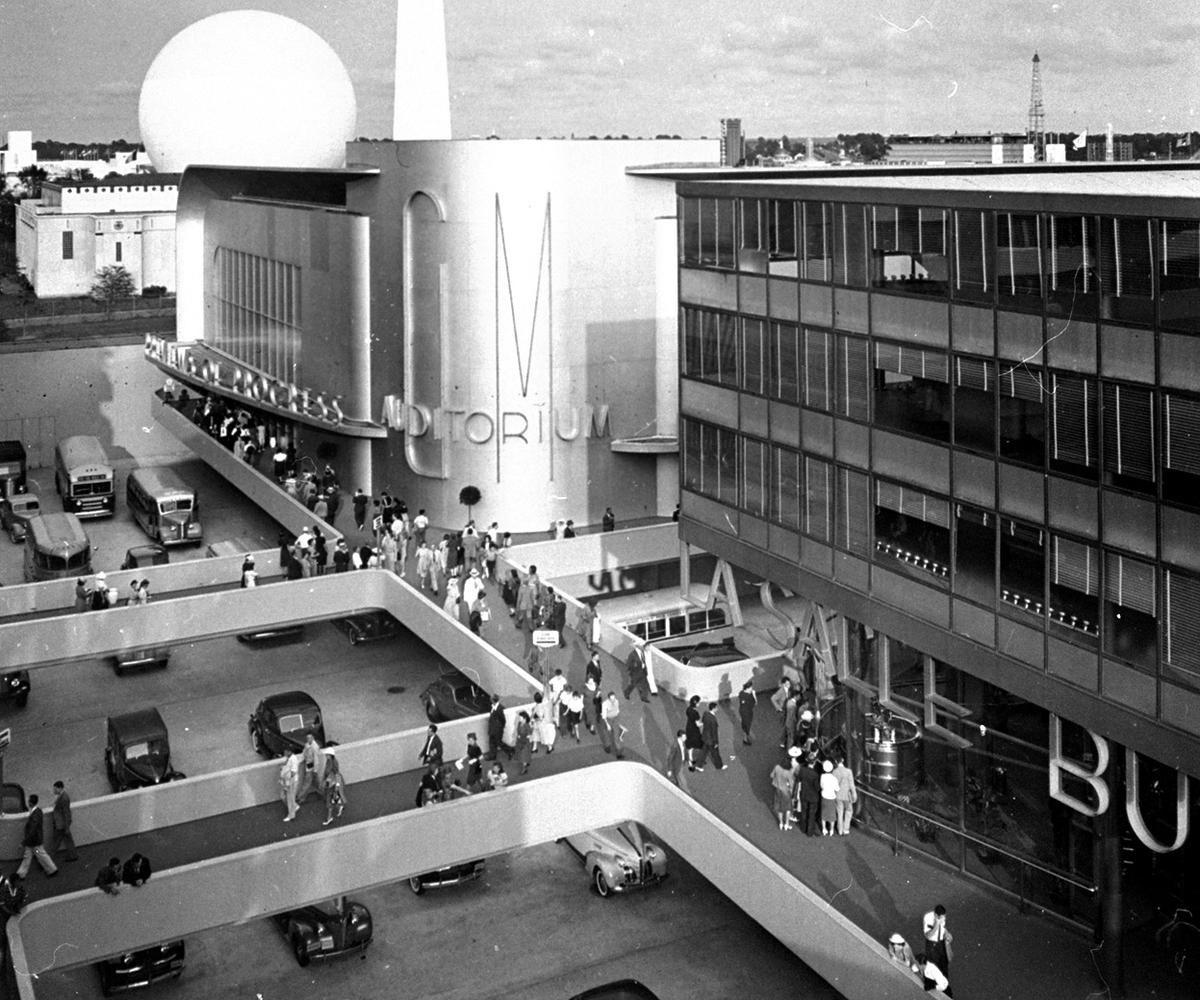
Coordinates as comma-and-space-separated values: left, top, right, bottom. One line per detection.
0, 130, 35, 182
720, 118, 744, 167
885, 133, 1025, 165
1087, 139, 1134, 162
16, 174, 179, 297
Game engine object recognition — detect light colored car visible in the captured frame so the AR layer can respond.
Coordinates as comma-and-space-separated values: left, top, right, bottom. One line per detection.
562, 821, 668, 897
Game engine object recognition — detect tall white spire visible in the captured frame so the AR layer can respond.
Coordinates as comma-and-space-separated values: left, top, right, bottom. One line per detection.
393, 0, 451, 140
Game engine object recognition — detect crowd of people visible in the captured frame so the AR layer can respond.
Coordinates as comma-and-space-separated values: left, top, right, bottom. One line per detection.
73, 572, 151, 612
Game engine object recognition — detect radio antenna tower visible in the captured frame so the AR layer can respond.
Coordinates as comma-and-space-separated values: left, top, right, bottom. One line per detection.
1027, 52, 1046, 162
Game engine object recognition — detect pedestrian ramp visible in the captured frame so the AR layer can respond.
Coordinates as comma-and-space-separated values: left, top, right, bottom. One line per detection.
7, 762, 930, 1000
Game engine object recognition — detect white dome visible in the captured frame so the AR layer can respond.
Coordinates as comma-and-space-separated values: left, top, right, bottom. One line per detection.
139, 10, 356, 173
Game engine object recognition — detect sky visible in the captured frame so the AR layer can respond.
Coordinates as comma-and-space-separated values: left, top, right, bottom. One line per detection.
0, 0, 1197, 144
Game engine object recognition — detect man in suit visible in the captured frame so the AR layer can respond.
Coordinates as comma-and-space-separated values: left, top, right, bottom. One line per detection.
487, 696, 508, 761
700, 702, 726, 771
51, 780, 78, 862
15, 795, 58, 879
419, 724, 444, 768
623, 642, 652, 702
665, 730, 687, 785
797, 754, 823, 837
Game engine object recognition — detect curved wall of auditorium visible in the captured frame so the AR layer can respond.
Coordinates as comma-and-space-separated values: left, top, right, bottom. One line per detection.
344, 139, 710, 532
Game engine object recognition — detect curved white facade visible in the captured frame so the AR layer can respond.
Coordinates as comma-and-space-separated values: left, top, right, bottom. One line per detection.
168, 138, 718, 531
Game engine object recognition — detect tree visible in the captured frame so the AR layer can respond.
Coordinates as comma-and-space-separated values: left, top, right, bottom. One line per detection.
458, 485, 482, 522
15, 165, 47, 199
91, 265, 135, 318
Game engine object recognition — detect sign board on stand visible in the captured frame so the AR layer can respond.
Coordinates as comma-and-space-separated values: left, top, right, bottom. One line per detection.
532, 629, 559, 649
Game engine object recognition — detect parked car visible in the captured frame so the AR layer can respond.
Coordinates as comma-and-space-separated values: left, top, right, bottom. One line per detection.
0, 494, 40, 544
271, 897, 372, 967
110, 646, 171, 676
561, 822, 668, 898
97, 940, 186, 996
0, 670, 30, 708
249, 691, 326, 758
419, 670, 491, 723
659, 636, 749, 667
568, 982, 662, 1000
407, 859, 486, 895
237, 623, 305, 645
120, 543, 170, 570
105, 708, 186, 793
330, 610, 402, 645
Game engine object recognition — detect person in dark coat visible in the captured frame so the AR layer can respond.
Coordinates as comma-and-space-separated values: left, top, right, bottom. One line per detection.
95, 858, 122, 895
419, 724, 444, 768
122, 853, 151, 887
16, 796, 58, 878
622, 642, 652, 702
487, 695, 508, 761
797, 754, 823, 837
700, 702, 725, 770
684, 695, 705, 771
51, 781, 78, 862
737, 680, 757, 745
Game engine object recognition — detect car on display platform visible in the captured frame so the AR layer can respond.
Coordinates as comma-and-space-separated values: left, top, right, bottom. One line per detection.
407, 858, 486, 895
0, 493, 40, 543
330, 610, 403, 645
271, 897, 372, 967
568, 982, 662, 1000
0, 669, 30, 708
249, 691, 326, 758
120, 543, 170, 571
105, 708, 186, 793
419, 670, 491, 723
561, 822, 668, 898
96, 940, 186, 996
658, 636, 749, 667
237, 622, 305, 646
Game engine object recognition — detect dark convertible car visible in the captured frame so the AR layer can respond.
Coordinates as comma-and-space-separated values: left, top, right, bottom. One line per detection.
330, 610, 402, 645
105, 708, 186, 793
419, 670, 491, 723
249, 691, 326, 757
97, 941, 185, 996
271, 897, 372, 966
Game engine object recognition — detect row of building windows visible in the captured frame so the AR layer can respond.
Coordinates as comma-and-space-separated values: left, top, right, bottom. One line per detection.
209, 247, 302, 385
681, 416, 1200, 682
681, 306, 1200, 506
679, 197, 1200, 332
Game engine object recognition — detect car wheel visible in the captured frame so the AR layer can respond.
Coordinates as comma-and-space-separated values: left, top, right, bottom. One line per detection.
14, 692, 27, 708
593, 868, 612, 898
250, 726, 264, 756
408, 876, 425, 895
291, 934, 311, 967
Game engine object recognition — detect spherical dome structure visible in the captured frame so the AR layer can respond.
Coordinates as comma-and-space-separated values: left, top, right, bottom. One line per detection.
139, 11, 356, 173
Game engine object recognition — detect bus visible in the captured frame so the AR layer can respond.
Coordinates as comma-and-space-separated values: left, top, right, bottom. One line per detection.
23, 512, 93, 582
54, 435, 115, 518
126, 467, 203, 546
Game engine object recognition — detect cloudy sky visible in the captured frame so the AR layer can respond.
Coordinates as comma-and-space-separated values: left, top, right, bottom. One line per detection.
1, 0, 1197, 143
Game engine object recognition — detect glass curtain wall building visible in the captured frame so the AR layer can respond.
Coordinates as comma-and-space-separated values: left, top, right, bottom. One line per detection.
674, 166, 1200, 932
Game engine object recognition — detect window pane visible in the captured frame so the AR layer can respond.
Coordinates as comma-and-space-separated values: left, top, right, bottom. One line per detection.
803, 201, 830, 282
871, 205, 948, 295
743, 439, 768, 517
716, 198, 736, 269
716, 428, 738, 506
1104, 552, 1156, 668
1000, 519, 1044, 621
805, 457, 831, 541
955, 504, 994, 604
954, 356, 995, 452
1166, 569, 1200, 678
804, 329, 832, 412
834, 203, 868, 287
771, 322, 801, 403
837, 468, 870, 556
837, 335, 871, 420
998, 363, 1045, 466
874, 343, 951, 442
1160, 219, 1200, 334
1164, 393, 1200, 508
739, 200, 768, 272
1046, 214, 1097, 318
954, 210, 993, 302
1049, 374, 1096, 478
875, 480, 950, 584
768, 200, 798, 276
772, 446, 801, 529
997, 212, 1043, 305
1103, 383, 1155, 492
741, 317, 767, 395
680, 198, 700, 264
1099, 216, 1153, 325
1049, 535, 1099, 640
683, 419, 702, 492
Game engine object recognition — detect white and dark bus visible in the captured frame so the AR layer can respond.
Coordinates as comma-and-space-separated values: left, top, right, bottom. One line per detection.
127, 466, 203, 545
54, 435, 115, 518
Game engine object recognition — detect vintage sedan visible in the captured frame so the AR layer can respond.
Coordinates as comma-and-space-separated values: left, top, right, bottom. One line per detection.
561, 822, 668, 897
105, 708, 186, 793
249, 690, 326, 758
407, 858, 486, 895
0, 669, 30, 707
96, 940, 185, 996
120, 543, 169, 570
330, 610, 403, 645
0, 494, 40, 544
419, 670, 491, 723
271, 897, 372, 967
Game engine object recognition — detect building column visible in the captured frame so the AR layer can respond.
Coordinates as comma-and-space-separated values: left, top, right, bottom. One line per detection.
1094, 749, 1125, 999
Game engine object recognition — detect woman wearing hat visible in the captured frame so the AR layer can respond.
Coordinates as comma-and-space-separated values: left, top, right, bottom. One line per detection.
770, 750, 799, 830
819, 759, 839, 835
887, 932, 919, 974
